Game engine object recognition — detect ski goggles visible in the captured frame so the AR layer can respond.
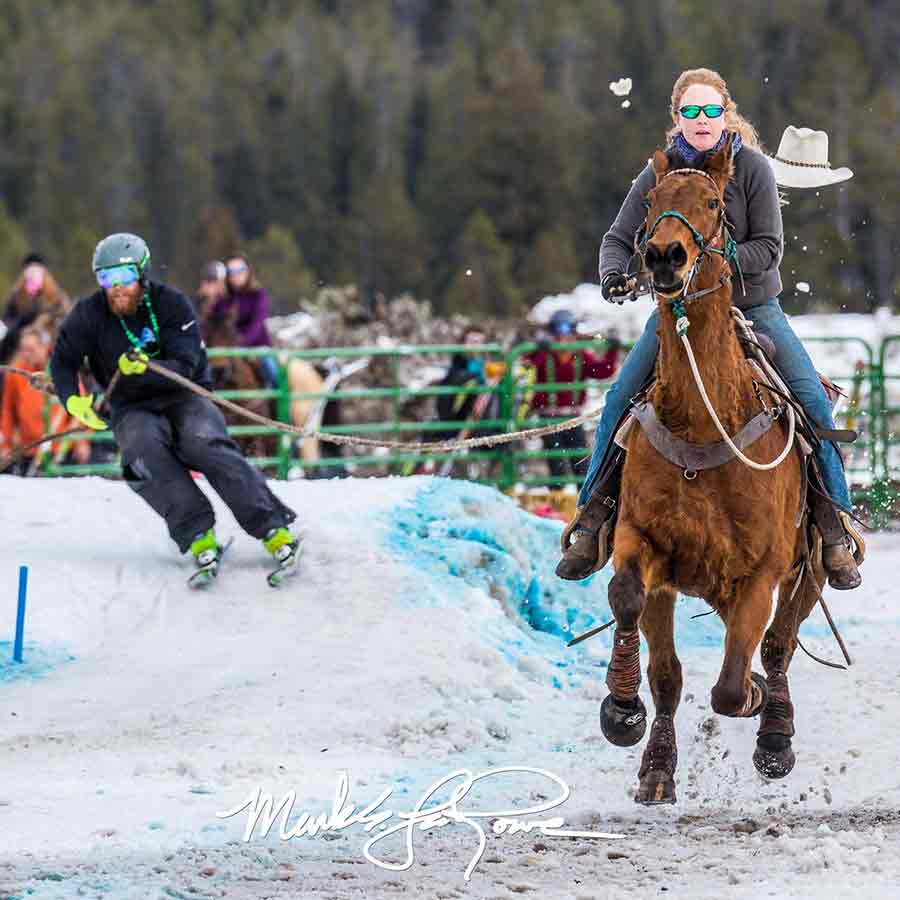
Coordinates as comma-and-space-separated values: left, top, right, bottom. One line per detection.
97, 264, 140, 289
678, 104, 725, 120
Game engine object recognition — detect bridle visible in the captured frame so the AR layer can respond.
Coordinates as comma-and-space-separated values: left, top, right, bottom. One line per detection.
634, 167, 746, 333
633, 166, 795, 473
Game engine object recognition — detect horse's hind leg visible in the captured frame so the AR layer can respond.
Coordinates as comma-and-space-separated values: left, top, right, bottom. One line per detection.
600, 530, 653, 747
711, 573, 774, 718
636, 586, 681, 804
754, 565, 824, 778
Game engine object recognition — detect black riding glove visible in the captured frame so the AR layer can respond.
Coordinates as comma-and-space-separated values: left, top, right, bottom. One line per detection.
601, 272, 630, 302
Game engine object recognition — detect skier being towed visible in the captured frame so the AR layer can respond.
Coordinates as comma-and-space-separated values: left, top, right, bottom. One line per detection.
50, 233, 299, 578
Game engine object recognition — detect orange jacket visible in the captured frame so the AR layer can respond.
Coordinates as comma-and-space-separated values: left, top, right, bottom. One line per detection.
0, 358, 87, 461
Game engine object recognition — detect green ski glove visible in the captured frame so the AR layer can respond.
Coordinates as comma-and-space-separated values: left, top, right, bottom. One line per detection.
118, 351, 148, 376
66, 395, 107, 430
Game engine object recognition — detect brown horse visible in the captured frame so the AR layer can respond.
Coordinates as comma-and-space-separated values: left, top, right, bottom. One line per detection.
601, 139, 827, 804
203, 312, 279, 462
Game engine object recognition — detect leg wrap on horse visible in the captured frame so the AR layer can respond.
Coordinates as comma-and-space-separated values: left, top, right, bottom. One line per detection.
606, 628, 642, 700
639, 715, 678, 779
757, 670, 795, 740
755, 670, 797, 779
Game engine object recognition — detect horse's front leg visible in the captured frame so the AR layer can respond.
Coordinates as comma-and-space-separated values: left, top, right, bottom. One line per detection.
754, 563, 824, 778
712, 573, 775, 718
600, 527, 655, 747
636, 587, 681, 804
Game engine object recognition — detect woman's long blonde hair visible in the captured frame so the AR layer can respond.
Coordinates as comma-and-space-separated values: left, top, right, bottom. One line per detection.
665, 68, 762, 151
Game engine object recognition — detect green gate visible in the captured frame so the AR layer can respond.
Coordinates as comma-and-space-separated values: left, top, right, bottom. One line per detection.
37, 335, 900, 522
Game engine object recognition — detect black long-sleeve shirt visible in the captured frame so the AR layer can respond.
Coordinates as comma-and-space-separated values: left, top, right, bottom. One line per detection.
50, 281, 212, 421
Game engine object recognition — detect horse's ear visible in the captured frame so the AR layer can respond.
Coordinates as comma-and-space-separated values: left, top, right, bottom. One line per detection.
706, 133, 735, 195
651, 149, 669, 183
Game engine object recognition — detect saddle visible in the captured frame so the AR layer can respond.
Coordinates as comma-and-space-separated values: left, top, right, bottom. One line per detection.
563, 310, 865, 573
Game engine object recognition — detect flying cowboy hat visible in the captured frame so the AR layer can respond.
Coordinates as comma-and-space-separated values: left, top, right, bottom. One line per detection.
767, 125, 853, 189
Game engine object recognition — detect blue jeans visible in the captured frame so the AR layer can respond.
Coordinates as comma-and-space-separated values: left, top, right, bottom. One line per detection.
578, 298, 852, 511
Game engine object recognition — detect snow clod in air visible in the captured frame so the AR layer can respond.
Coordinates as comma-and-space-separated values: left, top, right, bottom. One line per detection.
621, 99, 631, 109
465, 269, 472, 277
609, 77, 632, 97
796, 282, 811, 293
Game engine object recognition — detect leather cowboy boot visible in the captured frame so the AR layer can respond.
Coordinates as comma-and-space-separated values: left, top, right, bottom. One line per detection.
556, 454, 623, 580
822, 539, 861, 590
556, 491, 617, 581
813, 495, 862, 591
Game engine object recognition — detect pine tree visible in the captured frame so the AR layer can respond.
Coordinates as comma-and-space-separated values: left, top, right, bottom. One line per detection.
247, 224, 318, 316
445, 210, 522, 317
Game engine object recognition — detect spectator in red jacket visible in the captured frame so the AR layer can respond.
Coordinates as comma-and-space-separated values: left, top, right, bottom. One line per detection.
525, 309, 621, 480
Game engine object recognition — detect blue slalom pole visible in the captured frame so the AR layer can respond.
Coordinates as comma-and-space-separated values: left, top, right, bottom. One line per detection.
13, 565, 27, 663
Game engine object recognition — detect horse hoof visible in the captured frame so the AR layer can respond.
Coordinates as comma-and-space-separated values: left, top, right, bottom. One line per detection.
636, 770, 676, 805
600, 694, 647, 747
753, 734, 796, 779
747, 672, 769, 718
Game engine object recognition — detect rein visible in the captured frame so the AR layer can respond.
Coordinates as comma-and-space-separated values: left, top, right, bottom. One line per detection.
638, 167, 795, 472
0, 361, 599, 458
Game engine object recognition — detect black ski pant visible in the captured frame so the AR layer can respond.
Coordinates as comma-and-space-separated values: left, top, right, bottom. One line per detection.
115, 394, 296, 553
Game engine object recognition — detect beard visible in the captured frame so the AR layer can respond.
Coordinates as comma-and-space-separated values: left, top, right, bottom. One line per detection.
108, 292, 141, 317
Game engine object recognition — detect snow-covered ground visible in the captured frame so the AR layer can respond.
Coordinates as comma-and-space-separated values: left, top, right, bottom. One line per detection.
2, 475, 899, 899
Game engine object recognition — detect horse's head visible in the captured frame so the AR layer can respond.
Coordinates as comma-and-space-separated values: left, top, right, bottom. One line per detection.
639, 135, 734, 297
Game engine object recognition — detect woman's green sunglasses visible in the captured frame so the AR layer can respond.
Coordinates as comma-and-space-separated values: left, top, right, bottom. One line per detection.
679, 104, 725, 119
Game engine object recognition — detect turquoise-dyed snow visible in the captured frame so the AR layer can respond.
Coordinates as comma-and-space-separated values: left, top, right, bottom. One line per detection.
385, 479, 835, 677
0, 641, 75, 684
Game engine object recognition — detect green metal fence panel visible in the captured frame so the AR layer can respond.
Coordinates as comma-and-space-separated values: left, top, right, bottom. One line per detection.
872, 335, 900, 524
36, 336, 887, 514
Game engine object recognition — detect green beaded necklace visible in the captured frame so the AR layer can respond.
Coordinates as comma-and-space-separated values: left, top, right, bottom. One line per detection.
118, 291, 162, 357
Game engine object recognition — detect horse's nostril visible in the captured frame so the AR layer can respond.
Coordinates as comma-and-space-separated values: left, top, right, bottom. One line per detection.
645, 245, 662, 268
668, 242, 687, 268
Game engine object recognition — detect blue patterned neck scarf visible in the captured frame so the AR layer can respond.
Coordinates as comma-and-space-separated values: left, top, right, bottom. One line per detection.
673, 130, 743, 167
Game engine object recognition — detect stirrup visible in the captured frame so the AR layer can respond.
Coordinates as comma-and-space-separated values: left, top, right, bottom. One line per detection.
559, 497, 616, 554
838, 511, 865, 566
560, 506, 585, 554
559, 510, 616, 578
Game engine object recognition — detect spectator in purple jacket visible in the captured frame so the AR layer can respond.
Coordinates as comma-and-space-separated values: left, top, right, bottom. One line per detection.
213, 253, 279, 388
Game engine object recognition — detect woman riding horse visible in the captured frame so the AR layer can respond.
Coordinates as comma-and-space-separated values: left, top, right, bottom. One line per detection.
558, 67, 860, 591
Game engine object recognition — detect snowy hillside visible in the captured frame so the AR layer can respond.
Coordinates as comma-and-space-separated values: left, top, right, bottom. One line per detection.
2, 475, 900, 899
